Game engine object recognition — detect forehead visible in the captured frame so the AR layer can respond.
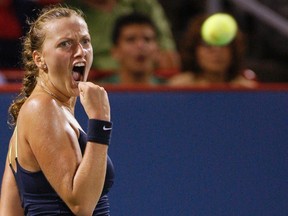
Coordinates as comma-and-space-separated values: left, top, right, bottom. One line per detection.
44, 15, 89, 39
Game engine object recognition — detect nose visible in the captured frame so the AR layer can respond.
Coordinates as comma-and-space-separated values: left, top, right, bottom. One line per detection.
136, 39, 146, 49
74, 43, 86, 57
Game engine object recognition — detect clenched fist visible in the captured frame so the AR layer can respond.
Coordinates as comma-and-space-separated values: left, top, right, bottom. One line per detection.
78, 82, 110, 121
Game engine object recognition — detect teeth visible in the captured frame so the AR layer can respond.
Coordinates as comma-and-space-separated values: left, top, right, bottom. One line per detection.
74, 62, 85, 67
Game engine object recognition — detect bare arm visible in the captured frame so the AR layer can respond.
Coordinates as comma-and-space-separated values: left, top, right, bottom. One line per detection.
0, 157, 24, 216
21, 82, 110, 216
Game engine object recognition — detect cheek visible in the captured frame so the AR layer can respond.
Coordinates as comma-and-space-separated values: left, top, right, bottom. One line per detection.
222, 50, 232, 63
48, 57, 66, 73
148, 44, 158, 54
121, 45, 135, 55
87, 49, 93, 66
45, 50, 68, 67
86, 46, 93, 57
196, 49, 206, 67
118, 47, 135, 62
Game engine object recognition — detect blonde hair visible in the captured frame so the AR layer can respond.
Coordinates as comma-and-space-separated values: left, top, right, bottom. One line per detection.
8, 5, 84, 126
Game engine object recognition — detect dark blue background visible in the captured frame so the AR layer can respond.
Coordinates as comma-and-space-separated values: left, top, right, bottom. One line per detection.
1, 90, 287, 215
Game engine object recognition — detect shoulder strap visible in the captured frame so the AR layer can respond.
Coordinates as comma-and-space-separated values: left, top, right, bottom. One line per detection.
8, 126, 18, 164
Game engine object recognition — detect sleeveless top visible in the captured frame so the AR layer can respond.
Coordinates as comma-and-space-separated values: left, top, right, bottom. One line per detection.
9, 128, 115, 216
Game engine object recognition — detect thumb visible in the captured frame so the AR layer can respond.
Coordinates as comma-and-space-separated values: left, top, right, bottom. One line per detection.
78, 82, 85, 96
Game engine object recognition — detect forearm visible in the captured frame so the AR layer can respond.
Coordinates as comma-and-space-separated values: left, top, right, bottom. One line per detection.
64, 144, 108, 215
65, 83, 112, 215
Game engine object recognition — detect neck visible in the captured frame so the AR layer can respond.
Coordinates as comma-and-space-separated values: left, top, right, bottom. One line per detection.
119, 69, 153, 85
37, 79, 72, 109
198, 70, 227, 83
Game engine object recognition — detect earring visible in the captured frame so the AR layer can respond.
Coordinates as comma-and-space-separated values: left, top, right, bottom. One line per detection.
42, 64, 47, 71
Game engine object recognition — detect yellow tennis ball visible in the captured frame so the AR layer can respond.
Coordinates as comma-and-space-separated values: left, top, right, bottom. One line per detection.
201, 13, 238, 46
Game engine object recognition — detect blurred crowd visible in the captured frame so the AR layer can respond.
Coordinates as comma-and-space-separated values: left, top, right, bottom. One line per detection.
0, 0, 287, 86
159, 0, 288, 83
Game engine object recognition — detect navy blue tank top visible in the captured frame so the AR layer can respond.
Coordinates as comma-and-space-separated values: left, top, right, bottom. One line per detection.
10, 130, 115, 216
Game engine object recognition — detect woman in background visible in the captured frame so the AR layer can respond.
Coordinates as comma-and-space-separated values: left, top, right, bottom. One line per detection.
169, 13, 258, 88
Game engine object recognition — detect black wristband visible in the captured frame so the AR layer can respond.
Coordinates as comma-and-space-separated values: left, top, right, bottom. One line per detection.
87, 119, 112, 145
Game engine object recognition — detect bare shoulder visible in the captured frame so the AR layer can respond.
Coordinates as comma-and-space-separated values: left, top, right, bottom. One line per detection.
21, 94, 61, 117
168, 71, 196, 86
16, 94, 81, 172
19, 93, 67, 127
231, 75, 259, 88
18, 94, 69, 142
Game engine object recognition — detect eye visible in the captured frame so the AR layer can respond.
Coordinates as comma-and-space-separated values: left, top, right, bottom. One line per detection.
83, 38, 90, 44
80, 38, 91, 47
59, 40, 72, 48
144, 35, 156, 43
125, 36, 136, 43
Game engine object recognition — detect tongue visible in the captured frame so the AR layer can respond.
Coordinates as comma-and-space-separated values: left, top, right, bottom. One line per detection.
72, 71, 81, 81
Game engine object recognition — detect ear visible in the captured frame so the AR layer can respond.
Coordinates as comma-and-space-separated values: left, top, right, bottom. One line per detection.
33, 50, 47, 71
33, 50, 42, 68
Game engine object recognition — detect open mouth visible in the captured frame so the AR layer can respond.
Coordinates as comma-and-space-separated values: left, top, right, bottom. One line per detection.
72, 62, 85, 82
136, 55, 146, 62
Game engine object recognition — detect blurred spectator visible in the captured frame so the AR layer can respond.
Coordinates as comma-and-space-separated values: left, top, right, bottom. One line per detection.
223, 0, 288, 82
66, 0, 180, 78
168, 13, 258, 88
158, 0, 207, 49
0, 0, 61, 70
97, 12, 165, 85
0, 0, 22, 68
